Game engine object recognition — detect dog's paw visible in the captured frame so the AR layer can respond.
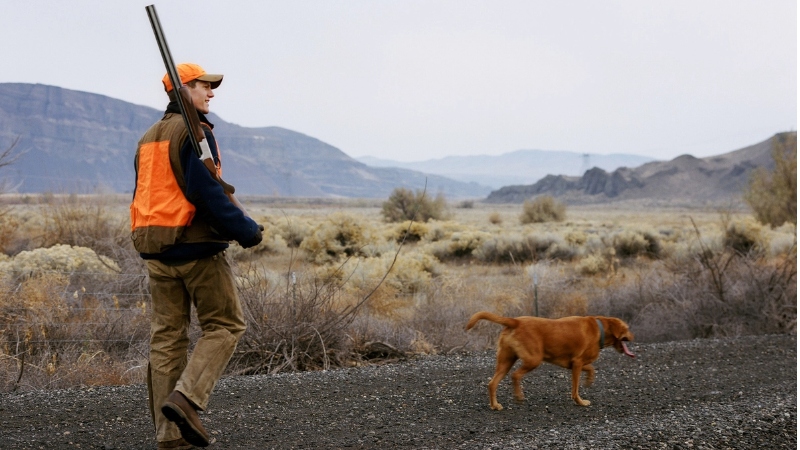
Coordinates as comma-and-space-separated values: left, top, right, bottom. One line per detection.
575, 398, 591, 407
490, 403, 504, 411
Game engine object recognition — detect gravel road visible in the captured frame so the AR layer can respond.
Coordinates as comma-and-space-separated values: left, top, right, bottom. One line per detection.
0, 334, 795, 449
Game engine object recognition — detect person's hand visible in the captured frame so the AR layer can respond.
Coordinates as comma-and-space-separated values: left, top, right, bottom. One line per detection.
241, 224, 264, 249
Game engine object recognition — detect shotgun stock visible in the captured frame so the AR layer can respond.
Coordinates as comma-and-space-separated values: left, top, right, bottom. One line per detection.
145, 4, 249, 216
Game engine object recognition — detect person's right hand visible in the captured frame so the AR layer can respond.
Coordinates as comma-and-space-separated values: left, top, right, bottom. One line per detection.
241, 224, 264, 248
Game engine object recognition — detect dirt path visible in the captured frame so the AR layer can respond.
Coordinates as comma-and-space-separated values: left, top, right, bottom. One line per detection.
0, 334, 795, 449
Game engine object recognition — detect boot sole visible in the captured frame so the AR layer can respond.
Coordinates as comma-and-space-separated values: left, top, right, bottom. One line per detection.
161, 401, 210, 447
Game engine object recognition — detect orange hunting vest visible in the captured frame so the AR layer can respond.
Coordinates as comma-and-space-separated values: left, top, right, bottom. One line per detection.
130, 113, 224, 254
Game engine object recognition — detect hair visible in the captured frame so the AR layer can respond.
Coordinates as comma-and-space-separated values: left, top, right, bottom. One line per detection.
166, 79, 199, 102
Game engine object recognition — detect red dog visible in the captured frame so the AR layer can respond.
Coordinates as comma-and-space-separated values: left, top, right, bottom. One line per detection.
465, 312, 635, 409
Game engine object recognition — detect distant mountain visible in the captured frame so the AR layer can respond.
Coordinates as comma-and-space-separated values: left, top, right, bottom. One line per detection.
485, 132, 793, 206
0, 83, 490, 198
357, 151, 655, 189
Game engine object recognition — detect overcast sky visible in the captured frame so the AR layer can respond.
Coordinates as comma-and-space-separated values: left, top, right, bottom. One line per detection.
2, 1, 796, 161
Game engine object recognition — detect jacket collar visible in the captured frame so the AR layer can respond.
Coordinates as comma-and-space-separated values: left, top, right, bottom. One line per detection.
164, 101, 214, 129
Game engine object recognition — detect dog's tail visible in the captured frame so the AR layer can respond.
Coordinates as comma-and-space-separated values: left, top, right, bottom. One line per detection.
465, 311, 520, 331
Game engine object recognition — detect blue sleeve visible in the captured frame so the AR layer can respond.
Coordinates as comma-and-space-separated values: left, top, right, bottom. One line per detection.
180, 131, 260, 245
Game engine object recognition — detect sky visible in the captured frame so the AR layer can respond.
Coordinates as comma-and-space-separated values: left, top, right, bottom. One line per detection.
1, 1, 796, 162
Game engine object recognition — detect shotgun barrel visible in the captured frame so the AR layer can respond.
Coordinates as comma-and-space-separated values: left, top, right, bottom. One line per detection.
145, 4, 248, 214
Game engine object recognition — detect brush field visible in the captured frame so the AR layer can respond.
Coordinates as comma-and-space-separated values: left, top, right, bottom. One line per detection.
0, 194, 795, 392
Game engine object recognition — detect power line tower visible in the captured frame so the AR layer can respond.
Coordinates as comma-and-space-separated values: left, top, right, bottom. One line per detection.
580, 153, 591, 176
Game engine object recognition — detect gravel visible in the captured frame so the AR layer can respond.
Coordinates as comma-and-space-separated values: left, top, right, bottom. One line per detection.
0, 334, 795, 449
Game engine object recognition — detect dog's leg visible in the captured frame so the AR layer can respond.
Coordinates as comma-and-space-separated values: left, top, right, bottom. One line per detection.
582, 364, 596, 388
571, 364, 590, 406
488, 348, 517, 411
510, 362, 537, 403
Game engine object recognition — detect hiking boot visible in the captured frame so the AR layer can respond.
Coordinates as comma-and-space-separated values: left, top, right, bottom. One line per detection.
161, 391, 209, 447
157, 437, 194, 449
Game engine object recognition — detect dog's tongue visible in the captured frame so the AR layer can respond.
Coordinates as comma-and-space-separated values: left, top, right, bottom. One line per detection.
622, 342, 635, 358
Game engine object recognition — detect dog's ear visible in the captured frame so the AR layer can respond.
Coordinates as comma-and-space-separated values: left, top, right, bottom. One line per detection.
607, 318, 634, 341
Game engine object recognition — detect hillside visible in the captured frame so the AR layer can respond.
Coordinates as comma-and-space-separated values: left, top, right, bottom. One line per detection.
0, 83, 789, 204
485, 132, 793, 206
359, 150, 655, 189
0, 83, 490, 198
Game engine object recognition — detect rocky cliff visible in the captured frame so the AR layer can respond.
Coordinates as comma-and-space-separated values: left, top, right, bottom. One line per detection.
485, 132, 791, 206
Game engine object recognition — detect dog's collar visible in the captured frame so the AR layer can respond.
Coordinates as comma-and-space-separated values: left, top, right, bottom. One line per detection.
596, 319, 605, 350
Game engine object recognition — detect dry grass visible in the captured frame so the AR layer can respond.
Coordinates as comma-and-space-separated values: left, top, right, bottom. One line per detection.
0, 194, 794, 391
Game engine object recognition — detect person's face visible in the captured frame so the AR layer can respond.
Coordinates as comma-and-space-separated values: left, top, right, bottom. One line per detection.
186, 80, 214, 114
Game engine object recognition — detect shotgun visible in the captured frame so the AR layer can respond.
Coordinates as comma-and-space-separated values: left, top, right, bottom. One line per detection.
145, 4, 249, 216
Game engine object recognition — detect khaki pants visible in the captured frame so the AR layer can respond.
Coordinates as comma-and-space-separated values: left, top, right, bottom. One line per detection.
145, 252, 246, 443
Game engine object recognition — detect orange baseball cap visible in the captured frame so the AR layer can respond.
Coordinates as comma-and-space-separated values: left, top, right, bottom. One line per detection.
162, 63, 223, 92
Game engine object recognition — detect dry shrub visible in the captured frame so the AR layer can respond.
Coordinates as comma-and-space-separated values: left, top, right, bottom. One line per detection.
409, 331, 437, 355
724, 218, 766, 255
525, 233, 568, 259
404, 279, 493, 354
39, 194, 130, 260
533, 283, 591, 319
31, 194, 143, 301
389, 220, 430, 243
520, 195, 566, 224
0, 244, 132, 309
51, 351, 143, 387
360, 284, 412, 322
592, 239, 797, 342
548, 292, 589, 318
299, 212, 376, 264
355, 267, 531, 355
232, 263, 361, 374
744, 132, 796, 227
427, 230, 491, 262
233, 264, 285, 297
613, 230, 648, 258
389, 251, 443, 291
488, 212, 502, 225
0, 213, 20, 254
316, 250, 441, 298
473, 232, 575, 264
766, 223, 797, 257
457, 200, 475, 209
669, 233, 724, 266
525, 261, 570, 309
485, 291, 524, 315
544, 238, 580, 261
583, 233, 607, 254
232, 245, 443, 373
613, 229, 662, 259
576, 252, 613, 275
473, 234, 529, 264
0, 273, 149, 391
272, 216, 313, 248
591, 264, 683, 341
684, 249, 796, 336
423, 220, 463, 242
381, 188, 448, 223
0, 244, 119, 282
5, 273, 72, 335
565, 230, 588, 247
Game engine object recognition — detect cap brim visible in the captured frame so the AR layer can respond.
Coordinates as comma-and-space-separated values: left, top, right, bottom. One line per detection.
197, 74, 223, 89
